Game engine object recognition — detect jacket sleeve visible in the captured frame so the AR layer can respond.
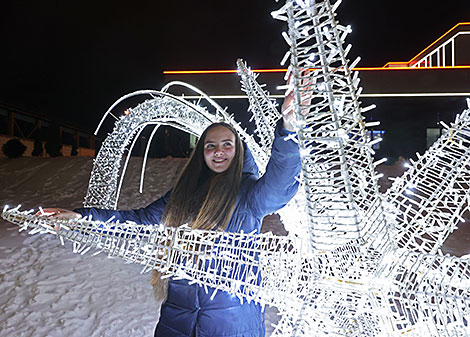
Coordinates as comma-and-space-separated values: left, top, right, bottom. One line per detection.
73, 190, 171, 225
246, 120, 301, 217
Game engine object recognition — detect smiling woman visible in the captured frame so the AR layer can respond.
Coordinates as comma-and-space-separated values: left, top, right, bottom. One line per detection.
203, 125, 237, 173
40, 93, 301, 336
162, 122, 245, 233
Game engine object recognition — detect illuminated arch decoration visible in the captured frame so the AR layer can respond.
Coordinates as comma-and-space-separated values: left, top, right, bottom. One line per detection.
84, 85, 269, 210
84, 91, 212, 209
2, 0, 470, 336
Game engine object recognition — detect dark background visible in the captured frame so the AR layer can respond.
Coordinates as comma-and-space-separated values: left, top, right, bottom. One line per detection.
1, 0, 469, 153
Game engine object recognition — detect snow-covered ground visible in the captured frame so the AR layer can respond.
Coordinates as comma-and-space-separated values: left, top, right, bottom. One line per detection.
0, 157, 280, 336
1, 156, 468, 336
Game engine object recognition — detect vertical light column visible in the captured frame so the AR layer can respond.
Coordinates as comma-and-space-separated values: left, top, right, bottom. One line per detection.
273, 0, 389, 250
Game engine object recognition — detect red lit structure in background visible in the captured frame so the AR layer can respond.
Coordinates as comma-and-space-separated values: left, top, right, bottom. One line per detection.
162, 23, 470, 162
163, 22, 470, 99
383, 22, 470, 69
164, 22, 470, 76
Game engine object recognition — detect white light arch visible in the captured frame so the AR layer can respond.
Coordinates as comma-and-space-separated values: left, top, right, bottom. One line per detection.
85, 85, 270, 210
84, 93, 214, 209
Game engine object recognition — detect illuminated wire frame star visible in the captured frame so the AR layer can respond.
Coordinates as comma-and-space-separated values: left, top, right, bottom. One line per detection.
2, 0, 469, 336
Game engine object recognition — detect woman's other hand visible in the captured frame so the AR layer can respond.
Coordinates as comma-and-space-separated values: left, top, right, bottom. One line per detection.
36, 208, 82, 219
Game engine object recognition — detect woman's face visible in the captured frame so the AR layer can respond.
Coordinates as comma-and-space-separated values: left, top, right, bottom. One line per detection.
203, 126, 236, 173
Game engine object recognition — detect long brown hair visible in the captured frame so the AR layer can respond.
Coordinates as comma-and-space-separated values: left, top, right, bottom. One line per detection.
163, 122, 244, 231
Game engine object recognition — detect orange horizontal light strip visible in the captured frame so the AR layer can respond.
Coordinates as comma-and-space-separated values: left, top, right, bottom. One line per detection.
164, 65, 470, 75
408, 22, 470, 64
357, 65, 470, 71
163, 69, 287, 75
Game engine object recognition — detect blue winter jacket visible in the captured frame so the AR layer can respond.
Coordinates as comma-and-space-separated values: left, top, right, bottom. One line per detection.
75, 121, 301, 337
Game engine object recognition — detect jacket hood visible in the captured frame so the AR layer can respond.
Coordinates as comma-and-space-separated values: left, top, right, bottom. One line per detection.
242, 142, 259, 179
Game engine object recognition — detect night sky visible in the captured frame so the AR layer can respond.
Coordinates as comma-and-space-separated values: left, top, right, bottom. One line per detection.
2, 0, 469, 133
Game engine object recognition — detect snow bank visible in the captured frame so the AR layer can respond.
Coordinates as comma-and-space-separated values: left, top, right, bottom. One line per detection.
0, 157, 281, 336
0, 157, 179, 337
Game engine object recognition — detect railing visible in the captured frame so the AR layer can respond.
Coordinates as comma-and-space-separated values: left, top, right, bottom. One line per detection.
0, 102, 96, 157
410, 23, 470, 68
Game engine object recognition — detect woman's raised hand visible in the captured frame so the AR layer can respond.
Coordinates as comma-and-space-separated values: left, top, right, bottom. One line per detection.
37, 208, 82, 219
281, 68, 313, 132
281, 91, 296, 132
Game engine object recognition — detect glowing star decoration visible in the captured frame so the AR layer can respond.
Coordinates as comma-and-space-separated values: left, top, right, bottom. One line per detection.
268, 1, 469, 336
1, 1, 470, 336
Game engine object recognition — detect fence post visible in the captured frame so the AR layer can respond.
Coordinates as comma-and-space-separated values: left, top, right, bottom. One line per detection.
8, 111, 14, 136
89, 135, 95, 149
74, 131, 80, 147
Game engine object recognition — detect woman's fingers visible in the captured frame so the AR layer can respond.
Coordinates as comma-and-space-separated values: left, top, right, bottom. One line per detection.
36, 208, 81, 219
281, 67, 315, 130
35, 208, 59, 216
298, 69, 314, 115
283, 68, 313, 115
